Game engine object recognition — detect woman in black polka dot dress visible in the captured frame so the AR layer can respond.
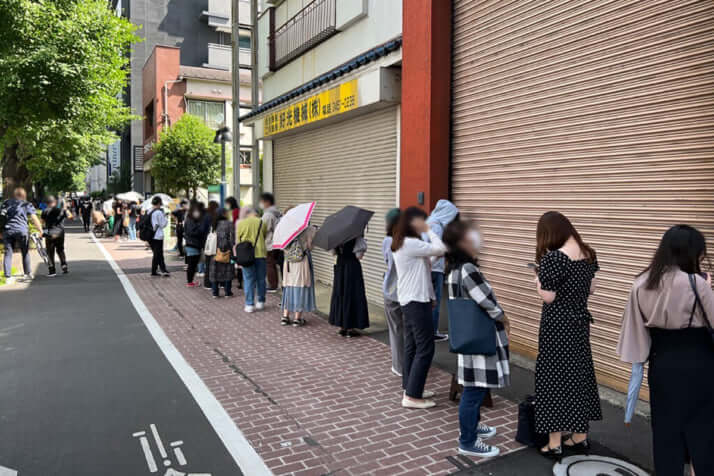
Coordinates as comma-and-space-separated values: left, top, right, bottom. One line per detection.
533, 211, 601, 460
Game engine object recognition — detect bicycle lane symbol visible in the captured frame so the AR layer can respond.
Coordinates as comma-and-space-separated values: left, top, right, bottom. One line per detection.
132, 424, 212, 476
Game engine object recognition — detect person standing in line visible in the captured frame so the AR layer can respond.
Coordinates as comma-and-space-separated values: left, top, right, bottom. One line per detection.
618, 225, 713, 476
260, 193, 283, 293
171, 199, 188, 255
382, 208, 404, 376
201, 201, 219, 289
235, 207, 267, 312
112, 199, 125, 241
392, 207, 447, 409
424, 200, 459, 342
81, 200, 93, 233
1, 187, 43, 283
148, 196, 169, 277
281, 221, 318, 327
226, 196, 240, 224
209, 209, 235, 298
329, 235, 370, 337
443, 219, 510, 458
127, 201, 138, 240
533, 211, 601, 459
182, 202, 208, 287
41, 196, 73, 277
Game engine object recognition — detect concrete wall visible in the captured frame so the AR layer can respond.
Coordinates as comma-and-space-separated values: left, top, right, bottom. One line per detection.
257, 0, 401, 101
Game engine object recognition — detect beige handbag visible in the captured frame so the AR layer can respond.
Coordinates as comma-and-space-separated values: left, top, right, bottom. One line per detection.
215, 248, 231, 263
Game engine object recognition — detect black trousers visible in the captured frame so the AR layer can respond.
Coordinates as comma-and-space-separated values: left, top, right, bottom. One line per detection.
402, 301, 436, 399
649, 328, 714, 476
175, 224, 184, 256
150, 239, 167, 274
82, 214, 91, 232
186, 254, 200, 283
46, 234, 67, 271
204, 256, 213, 288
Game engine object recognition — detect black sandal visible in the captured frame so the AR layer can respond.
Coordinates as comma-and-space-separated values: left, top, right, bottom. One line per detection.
539, 444, 563, 461
281, 316, 291, 326
292, 318, 306, 327
563, 436, 590, 455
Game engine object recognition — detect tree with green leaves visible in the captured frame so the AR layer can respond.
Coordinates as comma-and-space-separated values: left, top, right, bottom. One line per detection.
150, 115, 221, 198
0, 0, 139, 197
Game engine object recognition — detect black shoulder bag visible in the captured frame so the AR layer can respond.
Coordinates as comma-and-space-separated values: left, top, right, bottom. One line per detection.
234, 221, 262, 267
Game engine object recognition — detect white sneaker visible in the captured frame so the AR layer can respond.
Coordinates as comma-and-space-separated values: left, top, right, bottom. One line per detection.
4, 277, 16, 285
244, 305, 255, 313
422, 390, 436, 399
401, 396, 436, 409
391, 367, 402, 377
256, 302, 265, 311
23, 273, 34, 281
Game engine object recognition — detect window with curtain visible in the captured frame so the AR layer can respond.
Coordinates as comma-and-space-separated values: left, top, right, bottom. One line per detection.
187, 100, 225, 130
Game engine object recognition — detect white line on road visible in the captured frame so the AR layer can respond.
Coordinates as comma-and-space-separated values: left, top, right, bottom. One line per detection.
91, 234, 273, 476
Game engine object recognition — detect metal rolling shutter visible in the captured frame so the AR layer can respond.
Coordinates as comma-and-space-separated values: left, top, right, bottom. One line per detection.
451, 0, 714, 394
273, 107, 398, 306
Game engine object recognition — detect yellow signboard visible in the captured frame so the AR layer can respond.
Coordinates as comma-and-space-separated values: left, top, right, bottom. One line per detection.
263, 79, 358, 136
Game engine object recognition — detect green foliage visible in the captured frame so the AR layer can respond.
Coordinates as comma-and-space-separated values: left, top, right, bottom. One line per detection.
151, 115, 221, 196
0, 0, 139, 192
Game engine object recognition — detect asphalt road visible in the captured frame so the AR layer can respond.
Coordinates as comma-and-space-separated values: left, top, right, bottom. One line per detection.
0, 225, 242, 476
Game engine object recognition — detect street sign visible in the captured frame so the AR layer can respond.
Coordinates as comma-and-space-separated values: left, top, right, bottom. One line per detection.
553, 455, 648, 476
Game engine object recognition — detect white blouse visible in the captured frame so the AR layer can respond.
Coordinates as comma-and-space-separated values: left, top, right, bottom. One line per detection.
393, 230, 447, 306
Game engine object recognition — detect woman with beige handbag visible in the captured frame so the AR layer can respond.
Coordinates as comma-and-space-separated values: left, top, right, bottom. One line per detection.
208, 209, 235, 298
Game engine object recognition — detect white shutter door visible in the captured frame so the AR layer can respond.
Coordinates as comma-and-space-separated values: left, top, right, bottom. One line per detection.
273, 107, 398, 306
451, 0, 714, 394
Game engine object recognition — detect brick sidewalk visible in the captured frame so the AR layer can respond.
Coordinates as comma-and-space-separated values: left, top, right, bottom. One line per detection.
104, 239, 524, 476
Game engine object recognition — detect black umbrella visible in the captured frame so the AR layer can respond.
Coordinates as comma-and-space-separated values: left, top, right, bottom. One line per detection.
313, 206, 375, 251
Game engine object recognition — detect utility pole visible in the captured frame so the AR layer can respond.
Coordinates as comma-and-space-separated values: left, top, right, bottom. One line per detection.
250, 0, 260, 207
231, 0, 240, 202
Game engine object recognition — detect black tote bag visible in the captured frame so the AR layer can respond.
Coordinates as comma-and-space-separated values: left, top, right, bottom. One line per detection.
447, 266, 498, 355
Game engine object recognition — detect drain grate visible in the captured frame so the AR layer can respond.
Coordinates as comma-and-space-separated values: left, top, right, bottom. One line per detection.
553, 455, 649, 476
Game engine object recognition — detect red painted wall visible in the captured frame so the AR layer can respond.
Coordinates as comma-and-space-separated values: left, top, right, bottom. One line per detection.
142, 46, 186, 148
400, 0, 452, 211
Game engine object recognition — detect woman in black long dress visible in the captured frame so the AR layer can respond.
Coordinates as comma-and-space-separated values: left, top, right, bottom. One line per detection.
534, 211, 601, 460
329, 237, 369, 337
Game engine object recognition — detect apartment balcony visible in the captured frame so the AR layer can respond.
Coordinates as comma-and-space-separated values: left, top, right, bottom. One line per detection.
202, 0, 231, 32
204, 43, 232, 70
268, 0, 337, 71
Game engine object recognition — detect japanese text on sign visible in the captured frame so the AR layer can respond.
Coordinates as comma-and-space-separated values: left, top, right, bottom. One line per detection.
263, 79, 358, 136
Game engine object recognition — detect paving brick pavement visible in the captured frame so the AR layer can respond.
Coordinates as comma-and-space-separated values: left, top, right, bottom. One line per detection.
103, 239, 524, 475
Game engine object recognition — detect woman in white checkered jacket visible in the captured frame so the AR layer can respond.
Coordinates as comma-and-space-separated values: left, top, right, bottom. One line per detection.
443, 219, 511, 459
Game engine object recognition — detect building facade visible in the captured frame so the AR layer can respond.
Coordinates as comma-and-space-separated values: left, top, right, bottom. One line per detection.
122, 0, 235, 193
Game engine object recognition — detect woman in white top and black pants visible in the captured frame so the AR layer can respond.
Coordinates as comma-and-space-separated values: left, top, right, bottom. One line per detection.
392, 207, 447, 409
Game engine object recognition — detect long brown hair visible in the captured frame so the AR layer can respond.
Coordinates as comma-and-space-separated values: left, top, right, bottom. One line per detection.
536, 211, 596, 264
391, 207, 427, 252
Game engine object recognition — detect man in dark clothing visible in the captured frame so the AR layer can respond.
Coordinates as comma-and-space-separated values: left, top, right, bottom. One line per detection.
40, 195, 73, 276
81, 200, 93, 232
1, 187, 43, 283
259, 193, 283, 292
171, 199, 188, 257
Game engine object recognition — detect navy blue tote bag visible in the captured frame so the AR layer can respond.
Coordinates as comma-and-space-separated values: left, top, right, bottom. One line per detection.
447, 266, 498, 355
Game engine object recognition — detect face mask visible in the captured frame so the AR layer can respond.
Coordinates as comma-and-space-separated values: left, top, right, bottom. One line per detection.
192, 211, 200, 219
468, 230, 482, 250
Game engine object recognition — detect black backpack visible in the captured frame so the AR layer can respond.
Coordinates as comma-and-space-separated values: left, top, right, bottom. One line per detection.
234, 221, 262, 267
139, 209, 159, 242
0, 205, 8, 232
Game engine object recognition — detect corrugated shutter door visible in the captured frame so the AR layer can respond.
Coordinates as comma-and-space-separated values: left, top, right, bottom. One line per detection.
451, 1, 714, 394
273, 107, 398, 306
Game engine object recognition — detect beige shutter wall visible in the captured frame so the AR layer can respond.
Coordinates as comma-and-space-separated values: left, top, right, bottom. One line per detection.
273, 106, 398, 306
451, 0, 714, 395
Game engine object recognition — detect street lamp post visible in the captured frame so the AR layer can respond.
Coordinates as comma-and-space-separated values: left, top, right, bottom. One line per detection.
213, 127, 232, 208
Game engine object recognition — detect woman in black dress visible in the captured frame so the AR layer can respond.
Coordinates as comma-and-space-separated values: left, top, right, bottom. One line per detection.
534, 211, 601, 460
329, 237, 369, 337
208, 210, 235, 298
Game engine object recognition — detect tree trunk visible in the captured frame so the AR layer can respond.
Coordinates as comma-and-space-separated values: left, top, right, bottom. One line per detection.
1, 142, 30, 198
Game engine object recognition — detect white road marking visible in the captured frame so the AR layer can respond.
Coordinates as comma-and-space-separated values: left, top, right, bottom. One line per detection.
91, 235, 272, 476
139, 436, 158, 473
150, 424, 169, 460
0, 465, 17, 476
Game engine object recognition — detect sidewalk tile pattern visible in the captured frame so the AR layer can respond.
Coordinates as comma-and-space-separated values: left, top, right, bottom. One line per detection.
105, 240, 524, 475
